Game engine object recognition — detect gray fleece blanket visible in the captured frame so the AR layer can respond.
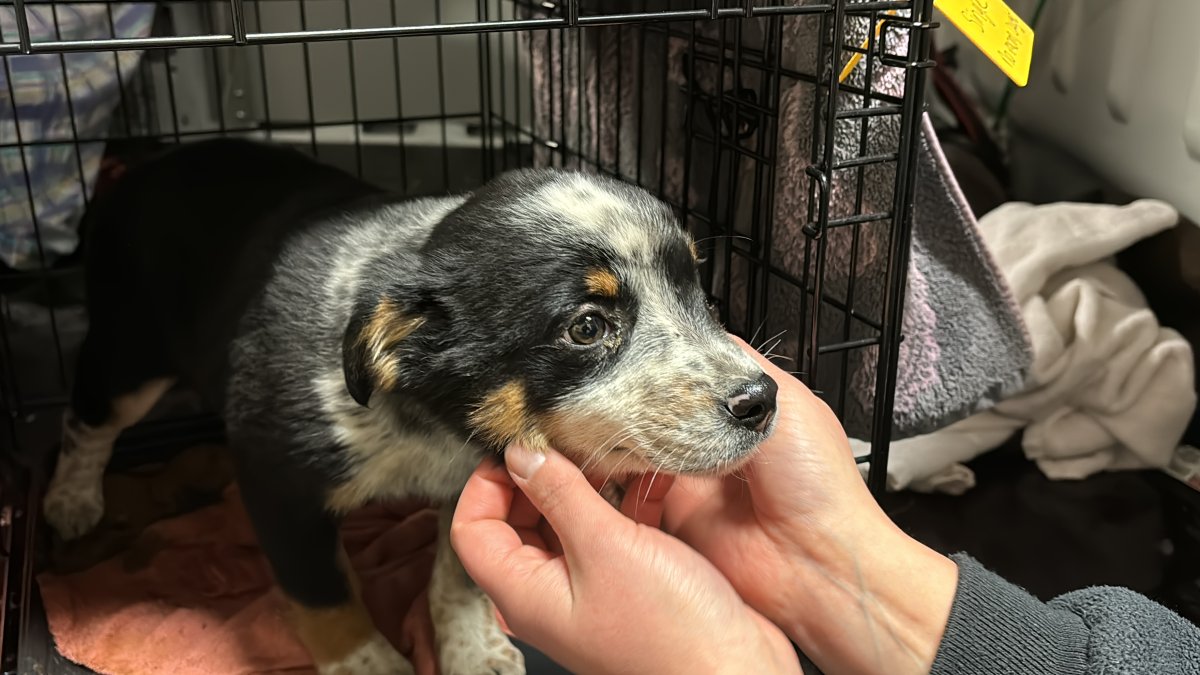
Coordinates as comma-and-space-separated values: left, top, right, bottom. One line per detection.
521, 4, 1032, 440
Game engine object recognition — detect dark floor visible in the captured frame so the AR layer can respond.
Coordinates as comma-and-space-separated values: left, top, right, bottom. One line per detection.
880, 442, 1200, 626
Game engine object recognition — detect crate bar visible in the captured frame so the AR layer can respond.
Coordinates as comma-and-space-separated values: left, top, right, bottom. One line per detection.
1, 0, 909, 5
632, 0, 646, 186
478, 0, 494, 182
0, 34, 237, 53
343, 0, 363, 178
0, 2, 923, 55
649, 24, 908, 106
835, 104, 902, 119
390, 1, 408, 192
103, 3, 135, 138
833, 151, 898, 169
248, 17, 564, 45
866, 0, 938, 495
10, 0, 33, 54
229, 0, 249, 44
433, 0, 451, 190
716, 18, 735, 327
837, 7, 885, 420
805, 0, 851, 387
297, 1, 318, 156
252, 0, 274, 144
818, 335, 881, 355
612, 21, 621, 175
0, 20, 554, 55
751, 11, 786, 349
0, 53, 71, 398
0, 112, 480, 150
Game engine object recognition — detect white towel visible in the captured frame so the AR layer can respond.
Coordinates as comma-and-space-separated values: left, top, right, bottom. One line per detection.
857, 200, 1197, 493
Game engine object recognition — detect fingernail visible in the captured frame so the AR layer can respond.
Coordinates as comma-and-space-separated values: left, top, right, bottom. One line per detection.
506, 445, 546, 481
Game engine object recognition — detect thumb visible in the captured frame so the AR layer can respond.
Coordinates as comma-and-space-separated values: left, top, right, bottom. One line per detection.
505, 444, 623, 556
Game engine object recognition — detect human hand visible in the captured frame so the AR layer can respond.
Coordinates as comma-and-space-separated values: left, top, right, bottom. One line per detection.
661, 335, 959, 675
451, 444, 802, 675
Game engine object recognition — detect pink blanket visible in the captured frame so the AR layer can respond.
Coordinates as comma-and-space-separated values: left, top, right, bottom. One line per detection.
37, 485, 440, 675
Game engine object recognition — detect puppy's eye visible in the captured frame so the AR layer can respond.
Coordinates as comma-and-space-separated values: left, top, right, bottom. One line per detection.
566, 313, 608, 346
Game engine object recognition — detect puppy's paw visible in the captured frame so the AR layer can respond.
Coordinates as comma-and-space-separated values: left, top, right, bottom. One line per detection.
43, 485, 104, 540
439, 635, 525, 675
316, 633, 414, 675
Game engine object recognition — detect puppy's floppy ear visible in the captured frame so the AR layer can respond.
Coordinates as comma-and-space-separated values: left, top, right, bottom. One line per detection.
342, 295, 426, 407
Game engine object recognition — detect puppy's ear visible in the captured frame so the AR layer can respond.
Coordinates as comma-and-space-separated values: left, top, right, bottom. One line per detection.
342, 296, 426, 407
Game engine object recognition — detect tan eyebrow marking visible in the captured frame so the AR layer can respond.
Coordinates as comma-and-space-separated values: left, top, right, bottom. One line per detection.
584, 268, 620, 298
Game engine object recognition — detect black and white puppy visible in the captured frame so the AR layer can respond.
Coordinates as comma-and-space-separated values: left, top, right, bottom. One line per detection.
42, 139, 778, 675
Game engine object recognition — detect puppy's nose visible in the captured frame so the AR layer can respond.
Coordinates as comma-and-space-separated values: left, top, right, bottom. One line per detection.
724, 373, 778, 432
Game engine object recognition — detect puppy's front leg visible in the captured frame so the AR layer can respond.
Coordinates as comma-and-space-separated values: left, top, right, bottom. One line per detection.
430, 505, 525, 675
285, 547, 412, 675
237, 471, 412, 675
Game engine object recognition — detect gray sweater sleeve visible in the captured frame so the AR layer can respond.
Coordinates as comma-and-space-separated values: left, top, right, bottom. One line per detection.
931, 553, 1200, 675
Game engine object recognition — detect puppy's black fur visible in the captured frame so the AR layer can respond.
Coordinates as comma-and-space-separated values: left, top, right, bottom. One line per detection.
75, 141, 384, 610
77, 140, 381, 413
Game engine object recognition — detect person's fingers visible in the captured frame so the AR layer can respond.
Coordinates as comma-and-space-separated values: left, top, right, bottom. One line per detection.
507, 484, 544, 530
452, 456, 517, 533
451, 459, 560, 597
470, 458, 559, 554
620, 472, 676, 527
537, 515, 564, 555
660, 474, 722, 532
513, 523, 550, 550
504, 444, 626, 557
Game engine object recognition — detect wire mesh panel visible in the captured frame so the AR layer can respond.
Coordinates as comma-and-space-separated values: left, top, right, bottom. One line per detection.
0, 0, 933, 665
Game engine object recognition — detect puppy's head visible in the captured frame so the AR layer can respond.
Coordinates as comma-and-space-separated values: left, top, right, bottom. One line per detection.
343, 169, 776, 477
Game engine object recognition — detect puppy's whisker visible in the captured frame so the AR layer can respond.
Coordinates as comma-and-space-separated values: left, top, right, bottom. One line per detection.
585, 432, 633, 475
596, 425, 642, 455
630, 428, 674, 521
598, 444, 641, 497
747, 316, 770, 349
760, 335, 792, 362
755, 329, 787, 353
584, 429, 640, 477
451, 430, 478, 463
642, 465, 663, 511
581, 425, 645, 475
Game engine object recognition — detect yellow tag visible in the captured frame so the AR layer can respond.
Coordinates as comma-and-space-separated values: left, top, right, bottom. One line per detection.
935, 0, 1034, 87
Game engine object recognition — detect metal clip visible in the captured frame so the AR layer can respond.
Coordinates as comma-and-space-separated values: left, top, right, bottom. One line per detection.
802, 165, 830, 240
878, 17, 940, 70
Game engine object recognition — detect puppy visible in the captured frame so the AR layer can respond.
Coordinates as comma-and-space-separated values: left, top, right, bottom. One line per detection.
42, 139, 778, 675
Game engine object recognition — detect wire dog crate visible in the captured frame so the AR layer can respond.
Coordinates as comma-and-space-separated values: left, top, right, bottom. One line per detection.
0, 0, 935, 671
